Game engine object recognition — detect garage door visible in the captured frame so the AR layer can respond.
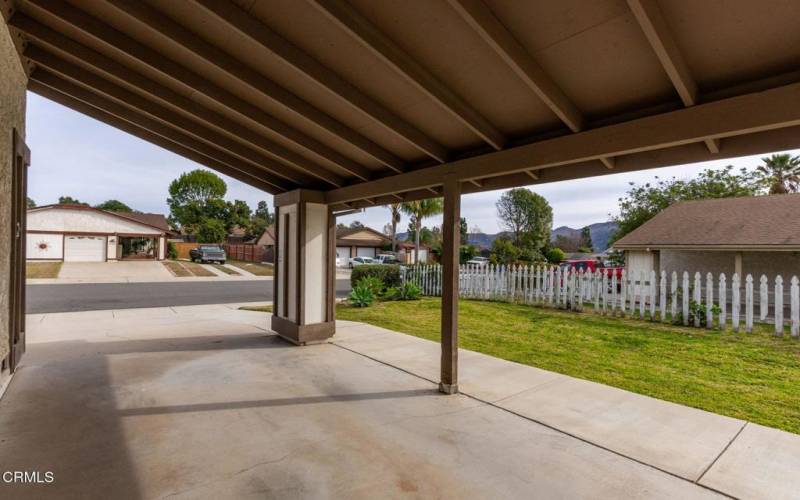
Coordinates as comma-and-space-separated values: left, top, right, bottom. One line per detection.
356, 247, 376, 258
64, 235, 107, 262
336, 246, 351, 265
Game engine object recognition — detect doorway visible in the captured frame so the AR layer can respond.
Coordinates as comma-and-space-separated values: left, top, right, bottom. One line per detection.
119, 236, 156, 260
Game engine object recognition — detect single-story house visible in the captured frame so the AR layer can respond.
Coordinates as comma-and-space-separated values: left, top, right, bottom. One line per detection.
613, 195, 800, 279
397, 240, 430, 264
254, 225, 276, 248
26, 204, 171, 261
335, 227, 391, 264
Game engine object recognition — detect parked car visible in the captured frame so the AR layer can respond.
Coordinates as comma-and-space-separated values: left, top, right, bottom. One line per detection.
559, 259, 624, 283
349, 256, 376, 268
466, 256, 489, 266
375, 254, 400, 265
190, 244, 226, 264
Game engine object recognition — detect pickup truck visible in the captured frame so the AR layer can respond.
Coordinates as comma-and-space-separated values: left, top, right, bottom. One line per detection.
189, 244, 227, 264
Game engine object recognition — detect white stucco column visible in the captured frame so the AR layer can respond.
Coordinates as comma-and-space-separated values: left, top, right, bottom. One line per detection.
271, 190, 335, 345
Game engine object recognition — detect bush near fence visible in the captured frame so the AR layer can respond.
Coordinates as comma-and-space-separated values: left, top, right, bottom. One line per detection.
402, 264, 800, 337
351, 264, 401, 289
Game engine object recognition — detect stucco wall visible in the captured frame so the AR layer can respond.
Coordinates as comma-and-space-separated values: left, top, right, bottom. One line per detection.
26, 233, 63, 260
640, 249, 800, 280
0, 20, 27, 364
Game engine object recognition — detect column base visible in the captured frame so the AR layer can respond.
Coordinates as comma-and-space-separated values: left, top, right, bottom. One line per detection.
438, 382, 459, 395
271, 315, 335, 345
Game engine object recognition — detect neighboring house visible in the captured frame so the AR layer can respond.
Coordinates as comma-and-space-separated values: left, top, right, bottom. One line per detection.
226, 225, 249, 244
397, 240, 430, 264
26, 204, 171, 262
254, 225, 275, 248
613, 195, 800, 279
335, 227, 391, 263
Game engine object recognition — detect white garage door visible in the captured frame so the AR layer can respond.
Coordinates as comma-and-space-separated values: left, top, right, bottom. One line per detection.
356, 247, 376, 258
64, 235, 107, 262
336, 247, 351, 265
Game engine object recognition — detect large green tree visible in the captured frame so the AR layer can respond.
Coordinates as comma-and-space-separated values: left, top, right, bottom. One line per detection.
611, 165, 762, 243
95, 199, 133, 212
196, 218, 227, 243
26, 197, 36, 209
249, 201, 274, 239
226, 199, 252, 232
495, 188, 552, 252
400, 198, 443, 264
756, 153, 800, 194
167, 169, 228, 233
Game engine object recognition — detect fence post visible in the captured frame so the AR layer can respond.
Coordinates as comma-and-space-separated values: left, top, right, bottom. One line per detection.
718, 274, 727, 330
659, 271, 667, 322
745, 274, 754, 333
649, 270, 657, 321
682, 272, 690, 326
759, 275, 769, 321
706, 272, 714, 329
692, 272, 702, 327
619, 270, 627, 317
611, 272, 618, 316
670, 271, 678, 322
731, 273, 740, 333
774, 275, 784, 336
792, 276, 799, 337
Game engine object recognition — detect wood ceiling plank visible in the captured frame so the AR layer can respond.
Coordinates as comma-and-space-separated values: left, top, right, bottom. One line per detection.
105, 0, 405, 174
310, 0, 506, 151
191, 0, 449, 163
25, 0, 361, 183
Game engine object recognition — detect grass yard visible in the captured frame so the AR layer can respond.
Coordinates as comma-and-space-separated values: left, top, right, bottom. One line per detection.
227, 260, 273, 276
163, 260, 216, 277
26, 261, 62, 279
212, 264, 240, 275
336, 297, 800, 434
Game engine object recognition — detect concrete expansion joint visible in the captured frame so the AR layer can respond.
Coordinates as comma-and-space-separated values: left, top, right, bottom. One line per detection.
695, 421, 749, 485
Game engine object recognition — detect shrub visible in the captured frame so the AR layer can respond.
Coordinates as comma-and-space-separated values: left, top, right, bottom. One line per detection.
350, 264, 401, 289
490, 238, 520, 264
460, 244, 477, 264
348, 285, 375, 307
385, 281, 422, 301
357, 276, 384, 296
545, 247, 566, 264
167, 242, 178, 260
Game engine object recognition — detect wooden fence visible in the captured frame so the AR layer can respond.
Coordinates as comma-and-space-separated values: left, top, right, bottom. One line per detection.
401, 264, 800, 337
172, 242, 198, 260
223, 244, 272, 263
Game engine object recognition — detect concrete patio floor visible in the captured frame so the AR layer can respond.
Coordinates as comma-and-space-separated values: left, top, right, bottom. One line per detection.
1, 306, 798, 499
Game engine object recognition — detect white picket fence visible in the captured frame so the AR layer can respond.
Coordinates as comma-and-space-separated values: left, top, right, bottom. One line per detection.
400, 264, 800, 337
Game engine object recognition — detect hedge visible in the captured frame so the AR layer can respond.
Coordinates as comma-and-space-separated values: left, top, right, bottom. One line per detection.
350, 264, 401, 289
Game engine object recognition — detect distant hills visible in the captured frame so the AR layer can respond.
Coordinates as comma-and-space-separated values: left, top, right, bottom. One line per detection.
398, 221, 619, 252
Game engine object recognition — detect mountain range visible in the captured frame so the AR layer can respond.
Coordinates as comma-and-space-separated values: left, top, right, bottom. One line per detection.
397, 221, 619, 252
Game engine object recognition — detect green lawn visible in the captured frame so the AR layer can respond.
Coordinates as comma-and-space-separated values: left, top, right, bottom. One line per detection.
336, 297, 800, 434
26, 261, 62, 279
227, 260, 274, 276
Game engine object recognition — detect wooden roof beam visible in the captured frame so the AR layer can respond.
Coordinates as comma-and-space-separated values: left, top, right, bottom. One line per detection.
449, 0, 618, 170
24, 0, 365, 183
191, 0, 449, 163
104, 0, 405, 175
10, 14, 341, 187
326, 80, 800, 204
30, 71, 295, 193
26, 46, 322, 188
28, 80, 282, 194
310, 0, 506, 151
627, 0, 719, 154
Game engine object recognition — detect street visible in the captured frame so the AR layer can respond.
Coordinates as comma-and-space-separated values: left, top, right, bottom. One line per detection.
26, 280, 352, 314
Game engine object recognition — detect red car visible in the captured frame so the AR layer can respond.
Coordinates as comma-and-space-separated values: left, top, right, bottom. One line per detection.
559, 259, 623, 280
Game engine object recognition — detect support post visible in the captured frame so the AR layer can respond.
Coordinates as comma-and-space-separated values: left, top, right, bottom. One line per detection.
271, 189, 336, 345
440, 176, 460, 394
735, 251, 743, 278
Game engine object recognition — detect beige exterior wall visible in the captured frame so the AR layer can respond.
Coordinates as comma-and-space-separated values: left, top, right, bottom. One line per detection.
0, 21, 26, 364
644, 249, 800, 280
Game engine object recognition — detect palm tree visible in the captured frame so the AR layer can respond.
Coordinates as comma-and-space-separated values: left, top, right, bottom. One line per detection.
756, 154, 800, 194
387, 203, 402, 253
400, 198, 443, 264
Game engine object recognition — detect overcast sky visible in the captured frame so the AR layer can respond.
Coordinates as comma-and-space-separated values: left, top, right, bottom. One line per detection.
26, 92, 798, 234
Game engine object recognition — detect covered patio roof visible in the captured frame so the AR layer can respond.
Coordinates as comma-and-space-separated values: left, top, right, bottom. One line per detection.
4, 0, 800, 207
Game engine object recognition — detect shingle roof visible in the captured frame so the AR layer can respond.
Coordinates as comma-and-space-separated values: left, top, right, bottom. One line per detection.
614, 195, 800, 249
113, 211, 170, 232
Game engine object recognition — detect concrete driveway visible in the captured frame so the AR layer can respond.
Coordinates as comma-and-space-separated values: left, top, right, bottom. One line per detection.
56, 261, 173, 282
4, 306, 798, 498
